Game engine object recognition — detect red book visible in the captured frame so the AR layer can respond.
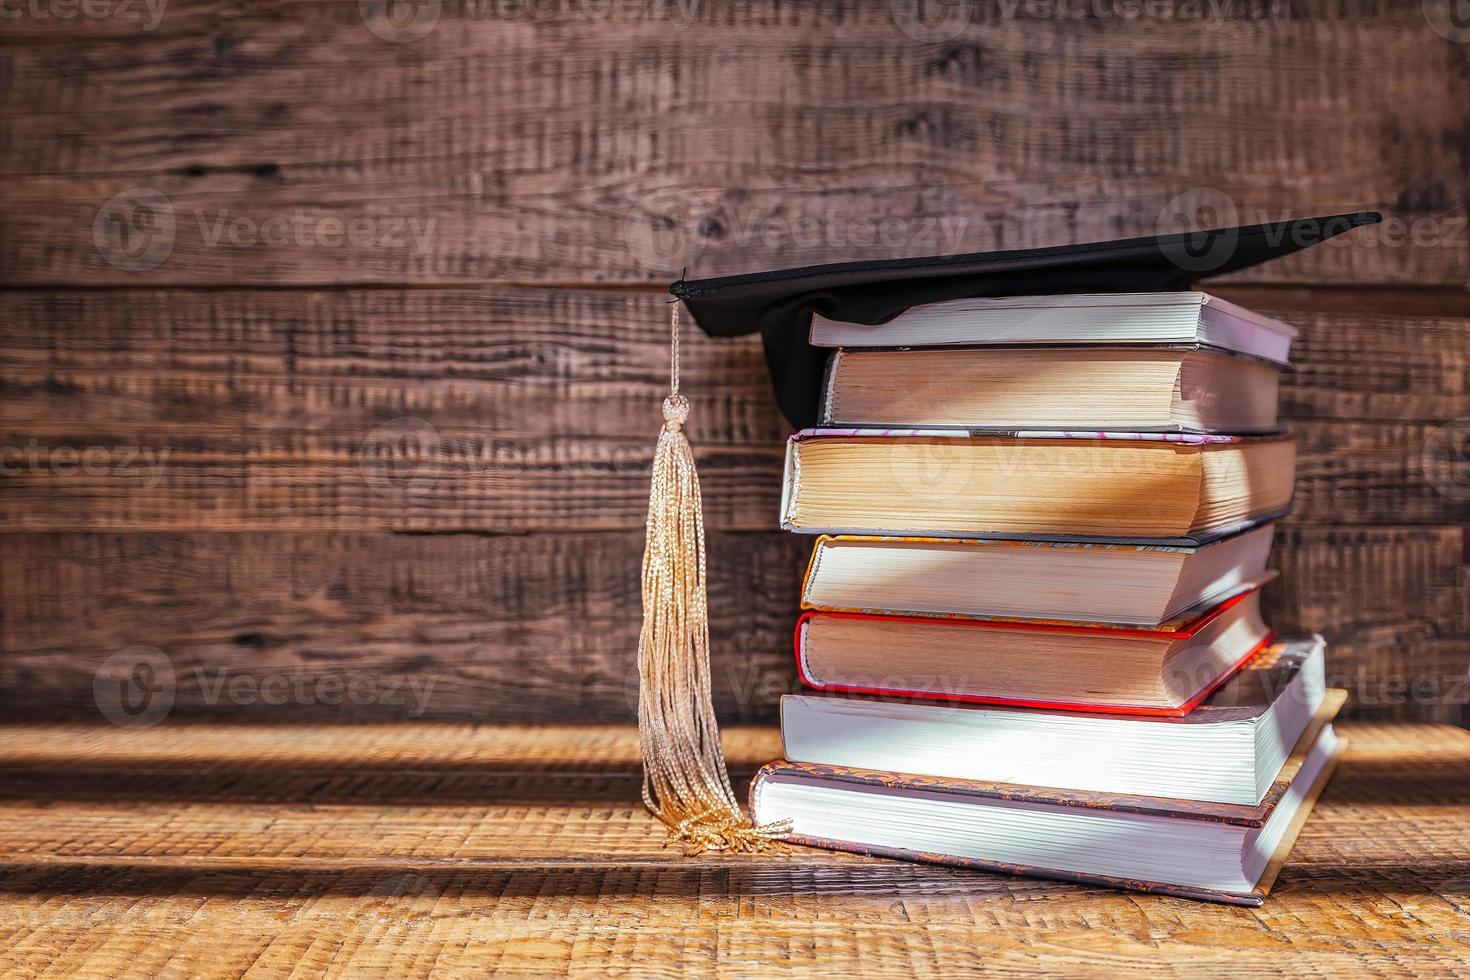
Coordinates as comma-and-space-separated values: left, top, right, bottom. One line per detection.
794, 586, 1272, 716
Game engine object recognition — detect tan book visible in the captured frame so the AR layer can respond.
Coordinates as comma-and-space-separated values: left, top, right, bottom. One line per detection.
781, 429, 1295, 544
820, 346, 1280, 432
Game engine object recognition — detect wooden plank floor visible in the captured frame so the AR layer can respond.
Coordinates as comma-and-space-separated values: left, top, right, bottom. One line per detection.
0, 723, 1467, 976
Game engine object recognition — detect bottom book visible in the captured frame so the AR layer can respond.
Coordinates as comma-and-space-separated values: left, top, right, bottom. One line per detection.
750, 691, 1346, 906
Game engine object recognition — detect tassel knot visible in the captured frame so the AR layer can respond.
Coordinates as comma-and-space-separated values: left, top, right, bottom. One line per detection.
662, 394, 689, 431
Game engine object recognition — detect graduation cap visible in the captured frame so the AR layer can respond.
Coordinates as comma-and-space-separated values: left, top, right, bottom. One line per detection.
634, 209, 1380, 857
671, 211, 1381, 429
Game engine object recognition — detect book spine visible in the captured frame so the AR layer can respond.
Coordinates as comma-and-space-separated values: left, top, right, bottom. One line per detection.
818, 350, 841, 424
798, 537, 829, 609
778, 438, 801, 531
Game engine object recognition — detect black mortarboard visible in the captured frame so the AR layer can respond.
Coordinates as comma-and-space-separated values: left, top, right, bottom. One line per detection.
671, 211, 1381, 429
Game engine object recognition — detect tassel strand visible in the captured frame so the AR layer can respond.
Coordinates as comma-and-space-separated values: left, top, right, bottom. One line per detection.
637, 303, 790, 853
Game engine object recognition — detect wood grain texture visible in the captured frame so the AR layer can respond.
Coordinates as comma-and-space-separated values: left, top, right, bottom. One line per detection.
4, 287, 1469, 531
3, 527, 1464, 723
8, 418, 1467, 530
1, 284, 1466, 718
0, 531, 809, 724
3, 0, 1469, 735
0, 289, 783, 443
2, 0, 1467, 286
0, 287, 784, 531
0, 722, 1467, 977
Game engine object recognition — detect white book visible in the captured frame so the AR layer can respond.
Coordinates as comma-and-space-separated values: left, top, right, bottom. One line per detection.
781, 637, 1327, 806
801, 525, 1275, 626
751, 722, 1343, 904
809, 291, 1297, 365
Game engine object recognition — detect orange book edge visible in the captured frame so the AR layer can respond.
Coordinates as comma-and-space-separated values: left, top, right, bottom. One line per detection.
792, 588, 1271, 717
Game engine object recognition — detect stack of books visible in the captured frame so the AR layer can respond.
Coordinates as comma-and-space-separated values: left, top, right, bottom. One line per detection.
751, 291, 1347, 906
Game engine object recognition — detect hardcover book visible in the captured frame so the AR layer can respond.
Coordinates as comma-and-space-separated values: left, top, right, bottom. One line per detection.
800, 525, 1275, 625
794, 587, 1274, 716
819, 344, 1282, 432
781, 637, 1329, 805
781, 429, 1295, 545
751, 701, 1346, 906
809, 291, 1296, 363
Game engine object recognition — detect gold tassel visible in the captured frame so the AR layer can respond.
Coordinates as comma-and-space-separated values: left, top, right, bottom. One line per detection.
637, 302, 790, 854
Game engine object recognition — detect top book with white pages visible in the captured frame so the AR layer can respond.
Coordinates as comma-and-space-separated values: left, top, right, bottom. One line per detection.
810, 291, 1297, 363
812, 292, 1297, 433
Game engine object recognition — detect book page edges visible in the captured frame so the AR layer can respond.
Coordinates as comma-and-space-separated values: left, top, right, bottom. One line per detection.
746, 722, 1346, 907
790, 631, 1274, 718
1251, 731, 1345, 899
759, 690, 1343, 824
779, 438, 800, 530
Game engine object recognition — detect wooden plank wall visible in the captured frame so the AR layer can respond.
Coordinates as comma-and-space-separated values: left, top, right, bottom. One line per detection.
2, 0, 1468, 724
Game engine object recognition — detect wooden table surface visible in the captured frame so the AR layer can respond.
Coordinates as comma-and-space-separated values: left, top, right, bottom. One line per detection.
1, 721, 1467, 977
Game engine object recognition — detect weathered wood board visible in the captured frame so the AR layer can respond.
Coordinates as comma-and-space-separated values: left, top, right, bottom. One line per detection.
2, 0, 1467, 285
1, 0, 1467, 724
3, 288, 1469, 531
3, 526, 1464, 722
0, 722, 1467, 976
